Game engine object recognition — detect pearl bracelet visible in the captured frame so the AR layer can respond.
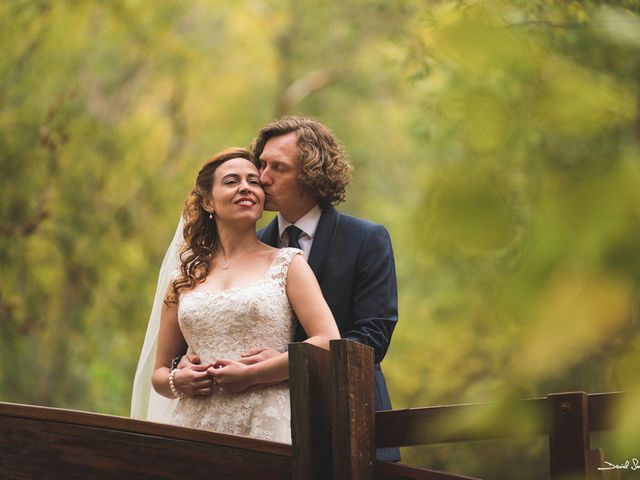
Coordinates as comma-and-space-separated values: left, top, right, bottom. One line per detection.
168, 368, 184, 398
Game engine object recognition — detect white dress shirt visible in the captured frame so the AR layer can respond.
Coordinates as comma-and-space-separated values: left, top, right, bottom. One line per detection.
277, 205, 322, 259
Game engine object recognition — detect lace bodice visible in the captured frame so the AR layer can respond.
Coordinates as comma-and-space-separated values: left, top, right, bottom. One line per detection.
170, 248, 300, 443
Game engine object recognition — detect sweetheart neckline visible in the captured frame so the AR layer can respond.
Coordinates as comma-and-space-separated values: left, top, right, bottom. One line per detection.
181, 276, 271, 298
180, 248, 297, 299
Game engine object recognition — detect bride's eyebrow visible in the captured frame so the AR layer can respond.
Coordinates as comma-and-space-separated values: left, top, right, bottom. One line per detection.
221, 173, 240, 181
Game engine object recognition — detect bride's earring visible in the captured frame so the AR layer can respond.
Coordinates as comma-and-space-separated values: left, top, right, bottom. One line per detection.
209, 212, 214, 220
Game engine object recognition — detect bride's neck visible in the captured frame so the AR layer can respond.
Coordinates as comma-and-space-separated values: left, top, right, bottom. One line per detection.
215, 224, 258, 258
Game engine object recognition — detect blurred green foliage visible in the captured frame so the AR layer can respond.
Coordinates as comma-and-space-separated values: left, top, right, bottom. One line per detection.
1, 0, 639, 478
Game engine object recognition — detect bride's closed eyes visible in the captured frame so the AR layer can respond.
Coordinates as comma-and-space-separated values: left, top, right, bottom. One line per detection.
220, 174, 262, 186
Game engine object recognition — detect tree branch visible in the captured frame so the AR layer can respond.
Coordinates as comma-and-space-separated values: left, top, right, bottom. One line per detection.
0, 209, 49, 237
277, 68, 344, 115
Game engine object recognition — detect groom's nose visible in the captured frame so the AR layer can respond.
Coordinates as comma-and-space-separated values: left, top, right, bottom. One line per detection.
259, 168, 272, 186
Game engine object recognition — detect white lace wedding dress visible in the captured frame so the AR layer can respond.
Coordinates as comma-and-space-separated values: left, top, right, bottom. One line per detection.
169, 248, 300, 444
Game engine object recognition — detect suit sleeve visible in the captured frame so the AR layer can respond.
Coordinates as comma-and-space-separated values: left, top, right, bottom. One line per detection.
342, 224, 398, 364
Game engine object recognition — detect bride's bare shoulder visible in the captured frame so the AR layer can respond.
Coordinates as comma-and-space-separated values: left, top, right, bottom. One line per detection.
257, 243, 280, 256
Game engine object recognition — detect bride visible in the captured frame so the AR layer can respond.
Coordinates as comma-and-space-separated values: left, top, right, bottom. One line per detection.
131, 147, 339, 443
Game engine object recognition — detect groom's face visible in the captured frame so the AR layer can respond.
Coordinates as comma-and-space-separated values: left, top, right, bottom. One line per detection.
259, 132, 314, 221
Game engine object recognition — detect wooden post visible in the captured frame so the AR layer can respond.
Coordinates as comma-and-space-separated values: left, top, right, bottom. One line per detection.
548, 392, 590, 480
289, 342, 332, 480
330, 339, 376, 480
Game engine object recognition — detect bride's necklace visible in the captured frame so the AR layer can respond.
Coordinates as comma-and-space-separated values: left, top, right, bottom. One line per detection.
217, 243, 259, 270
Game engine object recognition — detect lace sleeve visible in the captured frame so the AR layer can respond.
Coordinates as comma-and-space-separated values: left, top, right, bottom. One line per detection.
268, 248, 303, 290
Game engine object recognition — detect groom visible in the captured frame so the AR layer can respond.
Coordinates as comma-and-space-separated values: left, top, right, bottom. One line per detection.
247, 116, 400, 461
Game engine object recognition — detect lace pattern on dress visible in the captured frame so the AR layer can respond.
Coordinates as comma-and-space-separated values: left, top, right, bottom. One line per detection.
170, 247, 302, 443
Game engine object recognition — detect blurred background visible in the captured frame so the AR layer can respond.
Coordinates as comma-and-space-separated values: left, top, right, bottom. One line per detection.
1, 0, 639, 477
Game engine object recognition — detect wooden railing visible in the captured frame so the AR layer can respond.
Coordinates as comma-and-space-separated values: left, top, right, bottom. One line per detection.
291, 340, 483, 480
0, 339, 624, 479
291, 340, 624, 480
0, 401, 292, 479
374, 391, 624, 479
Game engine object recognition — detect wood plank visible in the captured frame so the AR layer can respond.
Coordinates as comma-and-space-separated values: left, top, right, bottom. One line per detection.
376, 399, 548, 447
588, 392, 624, 432
376, 461, 482, 480
376, 392, 624, 448
0, 402, 291, 456
331, 339, 376, 480
0, 403, 291, 479
289, 342, 332, 480
548, 392, 590, 480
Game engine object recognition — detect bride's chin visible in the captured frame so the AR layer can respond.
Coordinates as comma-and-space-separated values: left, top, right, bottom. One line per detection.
218, 213, 263, 226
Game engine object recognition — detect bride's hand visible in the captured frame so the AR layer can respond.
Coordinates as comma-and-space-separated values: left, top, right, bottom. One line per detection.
208, 359, 255, 393
174, 364, 216, 398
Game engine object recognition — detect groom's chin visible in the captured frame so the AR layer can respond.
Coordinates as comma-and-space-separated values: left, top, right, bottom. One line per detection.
263, 201, 277, 212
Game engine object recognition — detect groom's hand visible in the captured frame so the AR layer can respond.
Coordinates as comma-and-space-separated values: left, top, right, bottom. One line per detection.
177, 352, 201, 369
238, 347, 280, 365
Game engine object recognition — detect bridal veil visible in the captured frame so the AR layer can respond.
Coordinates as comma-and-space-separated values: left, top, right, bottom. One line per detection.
131, 217, 184, 421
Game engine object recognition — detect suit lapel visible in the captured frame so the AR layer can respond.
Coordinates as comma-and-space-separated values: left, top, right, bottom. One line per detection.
258, 217, 280, 247
308, 206, 340, 281
260, 208, 339, 281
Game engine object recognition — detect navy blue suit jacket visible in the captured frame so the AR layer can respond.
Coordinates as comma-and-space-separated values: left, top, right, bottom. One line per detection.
258, 206, 400, 461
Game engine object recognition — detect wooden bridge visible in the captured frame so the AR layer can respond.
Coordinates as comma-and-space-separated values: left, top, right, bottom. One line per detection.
0, 339, 624, 479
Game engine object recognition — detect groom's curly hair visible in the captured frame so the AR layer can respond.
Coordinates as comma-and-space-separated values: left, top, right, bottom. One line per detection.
251, 116, 352, 209
165, 147, 259, 305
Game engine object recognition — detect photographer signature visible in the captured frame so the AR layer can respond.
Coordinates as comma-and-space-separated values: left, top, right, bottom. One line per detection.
598, 458, 640, 471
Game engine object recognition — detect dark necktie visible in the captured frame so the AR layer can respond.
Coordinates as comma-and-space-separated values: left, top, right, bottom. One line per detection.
285, 225, 303, 249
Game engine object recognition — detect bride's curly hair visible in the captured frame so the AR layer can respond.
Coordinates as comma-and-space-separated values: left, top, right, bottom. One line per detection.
165, 147, 258, 305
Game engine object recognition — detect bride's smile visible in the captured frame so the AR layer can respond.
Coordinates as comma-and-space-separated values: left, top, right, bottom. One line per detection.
206, 157, 265, 223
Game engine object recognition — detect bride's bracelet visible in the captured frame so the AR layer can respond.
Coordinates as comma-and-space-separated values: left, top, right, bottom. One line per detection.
168, 368, 184, 398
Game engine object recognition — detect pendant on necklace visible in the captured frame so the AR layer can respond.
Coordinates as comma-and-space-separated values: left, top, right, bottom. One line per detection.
222, 265, 229, 270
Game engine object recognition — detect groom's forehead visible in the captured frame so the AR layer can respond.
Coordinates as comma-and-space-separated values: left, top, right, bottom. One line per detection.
262, 133, 299, 157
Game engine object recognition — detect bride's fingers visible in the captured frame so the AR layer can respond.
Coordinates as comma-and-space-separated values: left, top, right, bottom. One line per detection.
208, 368, 230, 389
192, 377, 215, 388
189, 381, 219, 396
177, 370, 208, 387
178, 367, 210, 381
189, 364, 211, 372
208, 369, 221, 383
194, 386, 211, 397
211, 358, 233, 368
